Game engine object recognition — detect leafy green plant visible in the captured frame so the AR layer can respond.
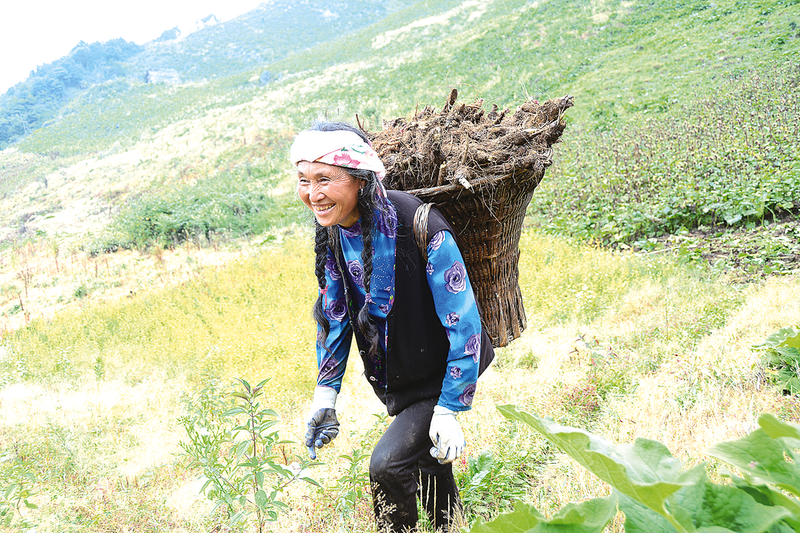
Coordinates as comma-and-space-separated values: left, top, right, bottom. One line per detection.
73, 284, 89, 299
468, 405, 800, 533
332, 413, 389, 526
334, 448, 371, 525
468, 497, 618, 533
179, 377, 318, 532
755, 326, 800, 394
0, 448, 38, 528
585, 340, 637, 400
455, 421, 542, 524
530, 60, 800, 248
457, 450, 529, 522
93, 355, 105, 381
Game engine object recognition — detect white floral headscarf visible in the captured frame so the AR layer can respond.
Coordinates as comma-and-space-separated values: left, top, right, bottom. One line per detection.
289, 130, 387, 181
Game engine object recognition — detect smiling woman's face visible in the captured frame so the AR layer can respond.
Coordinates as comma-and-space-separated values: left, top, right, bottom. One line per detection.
296, 160, 363, 228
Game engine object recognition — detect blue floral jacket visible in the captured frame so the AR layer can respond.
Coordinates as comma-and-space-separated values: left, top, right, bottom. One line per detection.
315, 191, 493, 414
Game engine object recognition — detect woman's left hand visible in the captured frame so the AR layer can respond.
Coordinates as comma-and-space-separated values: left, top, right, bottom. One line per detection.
428, 405, 465, 464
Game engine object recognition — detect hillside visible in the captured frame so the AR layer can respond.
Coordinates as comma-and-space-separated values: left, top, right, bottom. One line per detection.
0, 0, 797, 344
127, 0, 426, 82
0, 0, 799, 529
0, 0, 423, 150
3, 0, 798, 193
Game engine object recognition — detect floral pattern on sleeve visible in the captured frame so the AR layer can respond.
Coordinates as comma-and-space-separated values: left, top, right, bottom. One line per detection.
315, 246, 353, 393
429, 231, 445, 251
443, 262, 468, 294
425, 230, 482, 411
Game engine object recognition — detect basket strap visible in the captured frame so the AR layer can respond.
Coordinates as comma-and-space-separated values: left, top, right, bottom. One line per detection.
412, 203, 433, 263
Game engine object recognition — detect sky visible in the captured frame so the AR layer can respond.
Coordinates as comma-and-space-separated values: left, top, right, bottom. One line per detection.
0, 0, 267, 94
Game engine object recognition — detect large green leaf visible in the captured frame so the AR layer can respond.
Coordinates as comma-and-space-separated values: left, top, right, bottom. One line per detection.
732, 483, 800, 531
498, 404, 701, 530
766, 521, 800, 533
466, 496, 617, 533
758, 413, 800, 441
708, 414, 800, 529
759, 328, 800, 350
707, 428, 800, 498
619, 469, 792, 533
617, 493, 679, 533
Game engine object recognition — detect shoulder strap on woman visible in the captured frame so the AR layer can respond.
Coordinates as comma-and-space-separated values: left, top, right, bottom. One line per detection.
412, 203, 434, 263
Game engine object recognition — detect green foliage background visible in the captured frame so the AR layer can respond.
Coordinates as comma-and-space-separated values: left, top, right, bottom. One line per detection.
3, 0, 797, 249
0, 0, 799, 530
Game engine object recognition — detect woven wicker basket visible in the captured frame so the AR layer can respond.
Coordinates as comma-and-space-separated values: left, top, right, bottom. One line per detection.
401, 151, 551, 348
373, 93, 573, 347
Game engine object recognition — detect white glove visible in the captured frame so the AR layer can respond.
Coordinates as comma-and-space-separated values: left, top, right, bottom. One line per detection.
305, 386, 339, 459
305, 386, 338, 423
428, 405, 465, 464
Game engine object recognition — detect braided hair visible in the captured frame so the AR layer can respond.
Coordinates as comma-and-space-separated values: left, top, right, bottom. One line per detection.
309, 121, 384, 358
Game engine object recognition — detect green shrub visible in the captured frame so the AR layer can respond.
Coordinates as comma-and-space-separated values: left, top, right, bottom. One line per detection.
85, 169, 299, 254
755, 326, 800, 394
455, 422, 545, 524
0, 448, 38, 528
179, 378, 318, 531
331, 414, 389, 527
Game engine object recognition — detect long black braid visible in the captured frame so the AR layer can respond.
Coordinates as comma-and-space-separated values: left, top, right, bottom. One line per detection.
312, 222, 331, 345
308, 121, 385, 359
354, 179, 380, 358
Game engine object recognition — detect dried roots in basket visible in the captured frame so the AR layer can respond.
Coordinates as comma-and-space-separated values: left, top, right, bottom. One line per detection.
368, 89, 574, 192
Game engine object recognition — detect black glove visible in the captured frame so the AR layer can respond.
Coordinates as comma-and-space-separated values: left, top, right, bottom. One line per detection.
304, 407, 340, 459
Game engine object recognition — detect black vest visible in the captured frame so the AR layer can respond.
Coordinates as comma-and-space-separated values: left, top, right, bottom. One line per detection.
332, 190, 494, 416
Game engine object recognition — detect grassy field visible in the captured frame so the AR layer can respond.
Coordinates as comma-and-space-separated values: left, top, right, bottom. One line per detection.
1, 227, 798, 531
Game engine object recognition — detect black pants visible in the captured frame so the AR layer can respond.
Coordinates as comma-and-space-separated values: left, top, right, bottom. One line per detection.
369, 397, 462, 532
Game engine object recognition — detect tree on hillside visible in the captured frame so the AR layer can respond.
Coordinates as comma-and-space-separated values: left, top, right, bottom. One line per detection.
0, 38, 143, 149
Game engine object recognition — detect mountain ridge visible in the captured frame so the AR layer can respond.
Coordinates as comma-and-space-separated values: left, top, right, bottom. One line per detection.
0, 0, 425, 150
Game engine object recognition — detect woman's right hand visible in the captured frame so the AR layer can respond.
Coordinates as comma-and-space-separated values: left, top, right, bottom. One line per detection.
304, 386, 339, 459
305, 408, 340, 459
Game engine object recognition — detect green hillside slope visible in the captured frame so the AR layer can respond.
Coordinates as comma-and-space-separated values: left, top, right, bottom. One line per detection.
127, 0, 426, 82
0, 0, 798, 258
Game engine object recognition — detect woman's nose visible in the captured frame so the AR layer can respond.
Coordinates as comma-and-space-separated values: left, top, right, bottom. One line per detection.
309, 183, 325, 200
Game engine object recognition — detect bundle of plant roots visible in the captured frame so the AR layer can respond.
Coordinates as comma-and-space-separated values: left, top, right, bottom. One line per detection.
367, 89, 573, 347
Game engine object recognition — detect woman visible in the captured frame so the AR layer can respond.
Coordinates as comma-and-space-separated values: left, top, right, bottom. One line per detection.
292, 120, 493, 532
